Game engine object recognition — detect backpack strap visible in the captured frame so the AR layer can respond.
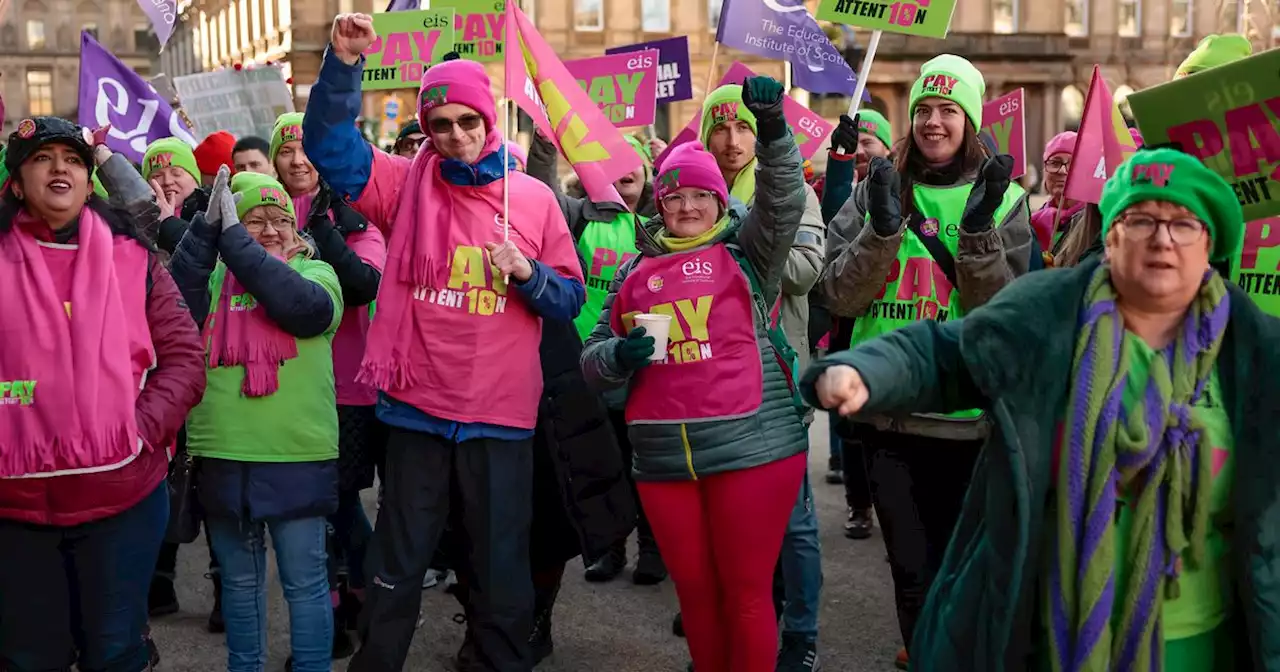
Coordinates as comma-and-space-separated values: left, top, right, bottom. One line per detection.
724, 242, 805, 418
903, 209, 959, 290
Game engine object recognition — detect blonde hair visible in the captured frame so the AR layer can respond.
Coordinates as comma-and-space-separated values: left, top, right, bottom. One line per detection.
1052, 204, 1102, 268
244, 204, 315, 260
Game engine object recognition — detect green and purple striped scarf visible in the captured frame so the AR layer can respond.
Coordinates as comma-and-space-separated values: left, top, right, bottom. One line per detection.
1048, 264, 1229, 672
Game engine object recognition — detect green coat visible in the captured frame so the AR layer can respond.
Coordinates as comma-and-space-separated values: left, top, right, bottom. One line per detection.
801, 257, 1280, 671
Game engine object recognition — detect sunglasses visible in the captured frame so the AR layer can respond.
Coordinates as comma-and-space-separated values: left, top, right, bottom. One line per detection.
428, 114, 484, 135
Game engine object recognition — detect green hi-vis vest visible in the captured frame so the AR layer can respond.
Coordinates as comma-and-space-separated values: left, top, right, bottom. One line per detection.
574, 213, 643, 340
1231, 218, 1280, 319
850, 181, 1025, 420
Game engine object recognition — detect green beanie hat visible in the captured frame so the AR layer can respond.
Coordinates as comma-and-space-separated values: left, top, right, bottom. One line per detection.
231, 171, 295, 222
625, 134, 652, 165
141, 138, 200, 183
269, 112, 305, 164
1100, 147, 1243, 264
909, 54, 985, 130
700, 85, 758, 145
1175, 34, 1253, 78
856, 109, 893, 150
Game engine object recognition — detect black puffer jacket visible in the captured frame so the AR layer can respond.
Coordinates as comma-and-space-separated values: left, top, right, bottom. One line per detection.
530, 316, 636, 568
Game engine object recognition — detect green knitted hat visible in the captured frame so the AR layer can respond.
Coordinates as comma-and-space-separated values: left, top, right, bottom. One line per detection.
231, 171, 294, 222
1100, 148, 1243, 264
908, 54, 985, 130
700, 84, 757, 145
1175, 34, 1253, 78
269, 112, 305, 164
625, 134, 652, 165
141, 137, 200, 183
856, 109, 893, 149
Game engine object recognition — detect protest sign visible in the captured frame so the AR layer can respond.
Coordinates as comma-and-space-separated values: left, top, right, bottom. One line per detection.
505, 0, 635, 204
428, 0, 505, 62
816, 0, 957, 39
1128, 48, 1280, 222
79, 31, 196, 162
1235, 216, 1280, 315
565, 51, 659, 128
606, 36, 693, 103
980, 88, 1026, 179
364, 9, 456, 90
1064, 66, 1137, 205
715, 0, 858, 96
174, 67, 295, 140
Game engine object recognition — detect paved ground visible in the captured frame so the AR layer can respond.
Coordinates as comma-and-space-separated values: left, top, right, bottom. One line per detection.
150, 414, 905, 671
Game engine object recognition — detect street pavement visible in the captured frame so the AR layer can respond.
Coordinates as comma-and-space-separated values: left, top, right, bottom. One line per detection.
150, 414, 905, 671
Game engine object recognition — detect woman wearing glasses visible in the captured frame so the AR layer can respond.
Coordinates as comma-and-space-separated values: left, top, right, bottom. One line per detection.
1031, 132, 1082, 253
808, 147, 1279, 671
580, 76, 809, 672
169, 168, 344, 672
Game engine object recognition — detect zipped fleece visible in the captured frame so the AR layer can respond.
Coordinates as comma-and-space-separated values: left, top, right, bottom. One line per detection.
801, 258, 1280, 671
580, 129, 809, 481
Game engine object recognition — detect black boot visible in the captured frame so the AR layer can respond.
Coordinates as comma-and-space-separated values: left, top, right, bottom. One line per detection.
583, 542, 626, 583
207, 573, 225, 634
632, 535, 667, 585
529, 574, 562, 666
672, 611, 684, 637
148, 575, 179, 617
332, 609, 355, 659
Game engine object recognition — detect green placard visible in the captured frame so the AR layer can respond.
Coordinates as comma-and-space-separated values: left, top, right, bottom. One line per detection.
427, 0, 505, 63
815, 0, 957, 39
363, 9, 457, 91
1127, 48, 1280, 223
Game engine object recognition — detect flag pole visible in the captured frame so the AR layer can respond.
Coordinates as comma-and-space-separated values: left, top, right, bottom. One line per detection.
846, 29, 881, 118
783, 61, 792, 91
703, 42, 721, 104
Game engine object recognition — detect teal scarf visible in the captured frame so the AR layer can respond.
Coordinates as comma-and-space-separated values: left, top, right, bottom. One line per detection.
1048, 264, 1229, 672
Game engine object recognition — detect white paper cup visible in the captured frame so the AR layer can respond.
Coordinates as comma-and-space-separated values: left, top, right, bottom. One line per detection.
633, 314, 672, 361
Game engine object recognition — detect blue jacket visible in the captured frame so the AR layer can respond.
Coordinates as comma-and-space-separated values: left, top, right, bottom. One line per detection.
169, 215, 338, 522
302, 47, 585, 442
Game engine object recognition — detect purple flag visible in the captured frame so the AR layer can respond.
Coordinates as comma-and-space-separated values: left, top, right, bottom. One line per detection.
384, 0, 418, 10
714, 0, 865, 98
135, 0, 177, 49
78, 31, 196, 163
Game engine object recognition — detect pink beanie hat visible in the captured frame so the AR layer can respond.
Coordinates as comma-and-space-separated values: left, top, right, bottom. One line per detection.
1129, 127, 1144, 147
653, 141, 728, 210
1043, 131, 1077, 162
417, 59, 497, 131
505, 141, 527, 169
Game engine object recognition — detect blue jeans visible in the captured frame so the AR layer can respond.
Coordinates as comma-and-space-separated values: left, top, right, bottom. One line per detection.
208, 515, 332, 672
0, 484, 168, 672
780, 470, 822, 642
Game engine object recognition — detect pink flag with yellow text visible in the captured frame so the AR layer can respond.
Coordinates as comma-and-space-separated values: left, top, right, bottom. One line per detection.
1064, 65, 1139, 205
504, 0, 637, 204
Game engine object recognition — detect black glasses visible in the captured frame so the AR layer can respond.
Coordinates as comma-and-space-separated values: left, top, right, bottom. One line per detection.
1044, 159, 1070, 173
1117, 214, 1206, 246
428, 114, 484, 135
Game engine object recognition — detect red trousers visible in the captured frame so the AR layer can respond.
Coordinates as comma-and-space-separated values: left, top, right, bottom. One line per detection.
637, 453, 806, 672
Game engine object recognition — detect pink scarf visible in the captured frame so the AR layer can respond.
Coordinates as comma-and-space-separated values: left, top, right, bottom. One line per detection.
1030, 197, 1085, 250
204, 260, 299, 397
0, 208, 150, 477
358, 130, 506, 391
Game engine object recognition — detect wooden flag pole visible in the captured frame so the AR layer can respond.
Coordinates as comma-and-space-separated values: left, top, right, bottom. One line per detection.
845, 29, 882, 118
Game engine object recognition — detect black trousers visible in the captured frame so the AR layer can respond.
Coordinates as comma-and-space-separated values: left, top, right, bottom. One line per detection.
856, 424, 981, 651
350, 427, 535, 672
841, 432, 874, 511
607, 409, 653, 548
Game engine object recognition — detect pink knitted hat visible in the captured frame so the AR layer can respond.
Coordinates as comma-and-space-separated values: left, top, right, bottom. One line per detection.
505, 141, 527, 169
417, 59, 497, 131
653, 141, 729, 210
1043, 131, 1077, 162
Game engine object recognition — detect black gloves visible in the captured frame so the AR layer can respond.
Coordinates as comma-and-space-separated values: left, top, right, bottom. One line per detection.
961, 154, 1015, 233
309, 184, 367, 236
741, 76, 787, 144
865, 157, 901, 237
831, 114, 860, 155
615, 327, 656, 370
441, 51, 461, 62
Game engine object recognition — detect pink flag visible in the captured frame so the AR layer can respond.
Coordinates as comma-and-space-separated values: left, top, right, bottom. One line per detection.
504, 0, 637, 204
1064, 66, 1139, 205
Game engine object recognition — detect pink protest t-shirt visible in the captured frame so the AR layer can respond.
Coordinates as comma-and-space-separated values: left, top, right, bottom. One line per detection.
363, 172, 584, 429
332, 228, 387, 406
611, 244, 763, 423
